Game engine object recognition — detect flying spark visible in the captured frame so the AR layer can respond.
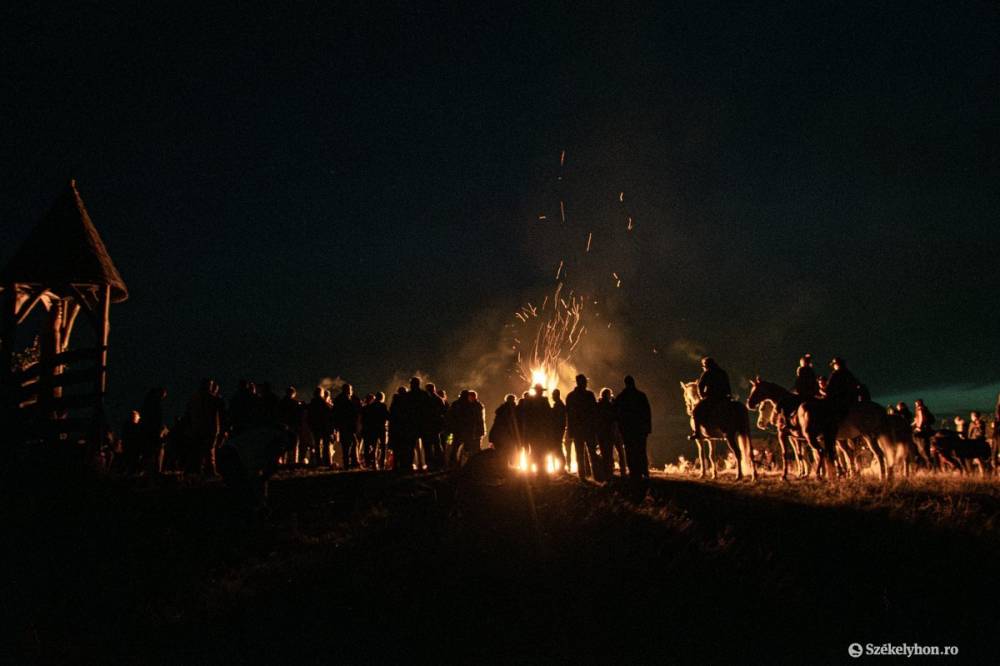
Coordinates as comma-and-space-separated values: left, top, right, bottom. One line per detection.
586, 232, 592, 252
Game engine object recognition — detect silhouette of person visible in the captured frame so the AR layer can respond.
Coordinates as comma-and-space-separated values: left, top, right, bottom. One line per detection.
825, 357, 862, 417
389, 378, 423, 473
333, 383, 361, 469
596, 388, 620, 479
550, 388, 568, 468
186, 378, 223, 476
895, 401, 913, 425
120, 409, 143, 475
307, 387, 333, 466
489, 394, 519, 456
420, 383, 447, 471
451, 389, 486, 465
616, 375, 652, 479
278, 386, 304, 466
793, 354, 819, 398
566, 374, 599, 480
691, 357, 731, 441
913, 398, 936, 459
139, 387, 167, 476
362, 391, 390, 469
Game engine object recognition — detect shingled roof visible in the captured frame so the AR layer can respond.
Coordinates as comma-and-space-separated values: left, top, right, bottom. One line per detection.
1, 180, 128, 302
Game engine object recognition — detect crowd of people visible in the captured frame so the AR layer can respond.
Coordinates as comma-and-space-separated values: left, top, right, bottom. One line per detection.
109, 372, 653, 483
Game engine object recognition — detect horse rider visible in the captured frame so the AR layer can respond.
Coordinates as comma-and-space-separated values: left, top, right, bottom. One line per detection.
825, 357, 862, 419
793, 353, 819, 398
690, 356, 732, 440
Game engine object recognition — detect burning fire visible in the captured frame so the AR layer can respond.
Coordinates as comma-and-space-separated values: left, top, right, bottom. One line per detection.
513, 449, 565, 476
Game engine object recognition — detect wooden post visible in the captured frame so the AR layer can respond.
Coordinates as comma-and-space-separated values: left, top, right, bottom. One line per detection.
92, 284, 111, 447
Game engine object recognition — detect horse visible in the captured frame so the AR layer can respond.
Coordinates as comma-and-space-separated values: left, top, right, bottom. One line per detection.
797, 398, 889, 481
929, 432, 993, 476
879, 412, 920, 478
681, 381, 757, 482
746, 378, 811, 480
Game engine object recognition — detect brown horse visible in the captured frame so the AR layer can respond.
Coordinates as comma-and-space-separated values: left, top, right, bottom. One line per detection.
797, 398, 888, 481
682, 381, 757, 481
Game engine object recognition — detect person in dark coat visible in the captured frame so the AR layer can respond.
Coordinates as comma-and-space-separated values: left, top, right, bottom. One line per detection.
825, 358, 862, 415
550, 388, 568, 469
616, 375, 652, 479
420, 383, 447, 471
332, 383, 361, 469
566, 374, 599, 480
451, 390, 486, 465
595, 388, 620, 479
895, 401, 913, 426
277, 386, 304, 466
139, 387, 168, 475
120, 409, 143, 475
307, 387, 333, 466
390, 378, 424, 473
793, 354, 819, 398
361, 391, 390, 469
489, 394, 520, 457
185, 378, 223, 476
228, 380, 259, 435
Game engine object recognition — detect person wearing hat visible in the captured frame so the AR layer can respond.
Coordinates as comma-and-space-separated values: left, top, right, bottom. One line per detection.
824, 357, 864, 423
690, 357, 732, 441
793, 354, 819, 398
524, 384, 553, 469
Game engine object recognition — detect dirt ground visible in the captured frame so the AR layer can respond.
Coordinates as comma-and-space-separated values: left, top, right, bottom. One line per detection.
5, 454, 999, 664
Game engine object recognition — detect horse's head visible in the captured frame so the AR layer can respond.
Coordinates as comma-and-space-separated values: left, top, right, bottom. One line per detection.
680, 380, 699, 416
756, 399, 777, 432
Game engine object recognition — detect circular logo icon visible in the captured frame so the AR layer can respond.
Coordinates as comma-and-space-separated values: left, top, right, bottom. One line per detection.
848, 643, 863, 658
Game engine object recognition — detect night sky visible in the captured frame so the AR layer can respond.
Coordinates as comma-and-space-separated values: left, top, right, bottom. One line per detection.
3, 2, 998, 460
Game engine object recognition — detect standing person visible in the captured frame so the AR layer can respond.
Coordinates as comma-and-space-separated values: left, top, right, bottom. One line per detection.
455, 390, 486, 464
489, 394, 520, 459
186, 378, 223, 476
913, 398, 936, 462
967, 411, 987, 440
566, 374, 599, 480
616, 375, 652, 479
895, 401, 913, 426
277, 386, 304, 466
595, 388, 620, 479
523, 384, 552, 469
446, 390, 470, 467
793, 354, 819, 398
307, 387, 333, 466
333, 383, 361, 470
420, 383, 446, 471
120, 409, 143, 475
228, 380, 259, 435
361, 392, 390, 469
390, 378, 423, 473
550, 388, 568, 469
386, 386, 408, 470
139, 387, 168, 476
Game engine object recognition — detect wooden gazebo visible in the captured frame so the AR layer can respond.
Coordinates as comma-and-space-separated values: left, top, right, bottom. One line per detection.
1, 180, 128, 446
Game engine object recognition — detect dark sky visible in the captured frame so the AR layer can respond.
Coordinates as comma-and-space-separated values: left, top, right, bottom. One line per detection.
3, 2, 998, 459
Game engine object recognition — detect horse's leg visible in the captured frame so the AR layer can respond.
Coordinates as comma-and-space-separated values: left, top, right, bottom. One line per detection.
866, 434, 887, 482
708, 440, 718, 480
740, 431, 757, 482
822, 429, 839, 481
778, 431, 790, 481
697, 439, 707, 478
725, 433, 743, 481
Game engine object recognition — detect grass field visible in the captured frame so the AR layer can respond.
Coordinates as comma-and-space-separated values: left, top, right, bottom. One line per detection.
5, 457, 999, 664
